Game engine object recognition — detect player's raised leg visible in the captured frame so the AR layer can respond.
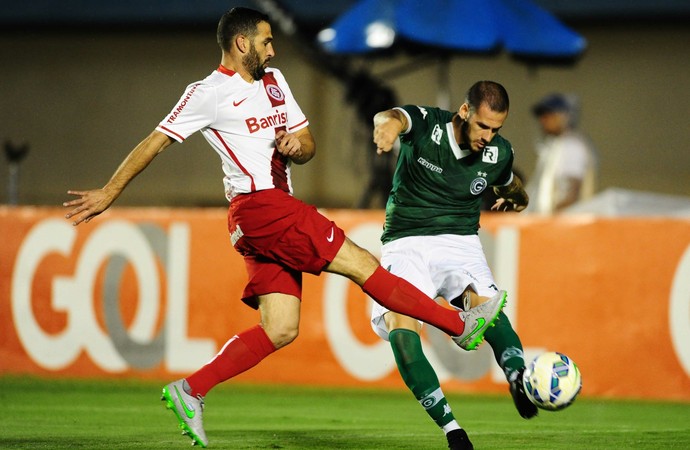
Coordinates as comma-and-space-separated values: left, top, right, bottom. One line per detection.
325, 237, 505, 349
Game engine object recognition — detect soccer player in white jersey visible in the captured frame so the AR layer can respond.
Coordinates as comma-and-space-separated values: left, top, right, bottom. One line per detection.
63, 8, 506, 447
371, 82, 535, 450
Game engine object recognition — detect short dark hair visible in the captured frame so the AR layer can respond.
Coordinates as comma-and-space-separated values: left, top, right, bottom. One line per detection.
465, 81, 510, 114
532, 93, 571, 116
217, 7, 270, 52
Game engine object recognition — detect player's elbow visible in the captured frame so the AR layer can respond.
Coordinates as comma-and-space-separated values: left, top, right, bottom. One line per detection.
294, 139, 316, 164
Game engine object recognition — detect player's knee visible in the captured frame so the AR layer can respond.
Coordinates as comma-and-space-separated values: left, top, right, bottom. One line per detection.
264, 324, 299, 349
328, 238, 380, 283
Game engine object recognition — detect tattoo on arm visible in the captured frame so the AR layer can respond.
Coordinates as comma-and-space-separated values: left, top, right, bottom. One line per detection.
494, 175, 529, 207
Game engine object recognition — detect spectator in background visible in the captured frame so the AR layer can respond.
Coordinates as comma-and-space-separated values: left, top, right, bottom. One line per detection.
526, 93, 597, 214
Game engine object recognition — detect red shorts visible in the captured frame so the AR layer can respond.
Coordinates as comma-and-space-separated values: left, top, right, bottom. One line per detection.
228, 189, 346, 308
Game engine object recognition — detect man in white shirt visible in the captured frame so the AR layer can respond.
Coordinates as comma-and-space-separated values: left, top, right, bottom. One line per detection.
526, 93, 597, 214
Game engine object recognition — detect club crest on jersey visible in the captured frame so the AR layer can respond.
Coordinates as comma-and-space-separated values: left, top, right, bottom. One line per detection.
482, 146, 499, 164
470, 177, 488, 195
266, 84, 285, 102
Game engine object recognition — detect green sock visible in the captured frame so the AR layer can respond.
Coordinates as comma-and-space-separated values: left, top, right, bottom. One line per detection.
483, 311, 526, 381
389, 329, 455, 428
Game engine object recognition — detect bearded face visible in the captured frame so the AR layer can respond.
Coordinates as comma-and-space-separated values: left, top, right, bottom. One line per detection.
459, 104, 508, 152
243, 42, 266, 81
460, 119, 472, 150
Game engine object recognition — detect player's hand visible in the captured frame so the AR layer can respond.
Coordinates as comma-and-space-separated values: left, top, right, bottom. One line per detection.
491, 197, 527, 212
275, 130, 303, 159
373, 121, 399, 155
372, 110, 406, 154
63, 189, 115, 226
492, 178, 529, 213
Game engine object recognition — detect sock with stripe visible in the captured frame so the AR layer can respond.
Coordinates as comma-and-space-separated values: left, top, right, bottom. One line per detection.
484, 311, 526, 381
390, 329, 459, 430
186, 324, 276, 397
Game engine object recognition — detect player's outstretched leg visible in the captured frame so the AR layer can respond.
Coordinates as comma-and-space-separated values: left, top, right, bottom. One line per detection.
452, 290, 507, 350
161, 379, 208, 447
509, 367, 539, 419
446, 428, 474, 450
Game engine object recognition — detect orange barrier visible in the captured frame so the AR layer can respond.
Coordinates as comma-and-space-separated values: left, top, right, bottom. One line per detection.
1, 206, 690, 401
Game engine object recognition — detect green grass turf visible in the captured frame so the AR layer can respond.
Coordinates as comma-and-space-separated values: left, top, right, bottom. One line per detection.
2, 375, 689, 449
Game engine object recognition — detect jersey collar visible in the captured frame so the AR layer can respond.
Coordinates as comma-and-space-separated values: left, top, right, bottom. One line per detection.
217, 64, 236, 77
446, 122, 472, 160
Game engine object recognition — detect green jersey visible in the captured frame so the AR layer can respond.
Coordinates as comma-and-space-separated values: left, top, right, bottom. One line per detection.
382, 105, 514, 244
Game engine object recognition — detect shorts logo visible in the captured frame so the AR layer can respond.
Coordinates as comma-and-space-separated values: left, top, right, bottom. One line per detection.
266, 85, 284, 102
326, 227, 335, 243
482, 146, 498, 164
470, 177, 488, 195
462, 269, 479, 283
230, 224, 244, 246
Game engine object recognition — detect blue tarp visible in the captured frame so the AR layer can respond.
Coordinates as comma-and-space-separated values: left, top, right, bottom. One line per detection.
319, 0, 586, 58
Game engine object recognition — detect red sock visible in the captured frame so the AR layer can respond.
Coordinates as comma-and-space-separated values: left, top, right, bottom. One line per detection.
362, 266, 464, 336
186, 325, 276, 397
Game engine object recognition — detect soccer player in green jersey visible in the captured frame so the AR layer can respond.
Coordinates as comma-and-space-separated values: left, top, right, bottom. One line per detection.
370, 81, 535, 450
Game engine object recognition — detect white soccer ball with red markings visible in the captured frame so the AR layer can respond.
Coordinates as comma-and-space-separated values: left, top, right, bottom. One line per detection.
523, 351, 582, 411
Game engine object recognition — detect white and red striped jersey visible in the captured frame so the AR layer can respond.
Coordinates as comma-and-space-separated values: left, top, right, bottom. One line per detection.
156, 65, 309, 200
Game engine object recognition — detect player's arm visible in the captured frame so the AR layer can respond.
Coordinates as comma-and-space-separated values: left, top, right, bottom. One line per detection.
492, 174, 529, 212
275, 126, 315, 165
373, 109, 407, 154
554, 176, 582, 212
64, 130, 174, 225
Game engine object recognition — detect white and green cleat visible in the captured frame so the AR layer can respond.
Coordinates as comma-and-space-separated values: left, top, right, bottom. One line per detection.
453, 290, 507, 351
161, 379, 208, 447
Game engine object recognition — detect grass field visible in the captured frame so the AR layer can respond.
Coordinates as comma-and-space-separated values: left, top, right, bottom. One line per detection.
3, 375, 689, 449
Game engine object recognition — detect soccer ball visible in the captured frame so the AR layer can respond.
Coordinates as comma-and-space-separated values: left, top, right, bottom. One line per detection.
522, 351, 582, 411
